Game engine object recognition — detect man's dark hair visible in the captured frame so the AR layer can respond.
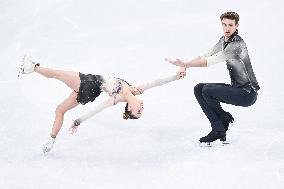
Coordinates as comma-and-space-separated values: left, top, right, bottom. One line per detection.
220, 12, 239, 24
123, 103, 139, 120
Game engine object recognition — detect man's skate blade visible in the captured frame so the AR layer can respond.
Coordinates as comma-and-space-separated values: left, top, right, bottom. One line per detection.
199, 142, 212, 147
222, 141, 230, 145
199, 140, 230, 147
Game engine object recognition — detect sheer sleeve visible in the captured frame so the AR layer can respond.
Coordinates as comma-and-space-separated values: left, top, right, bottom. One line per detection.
74, 96, 117, 125
134, 75, 177, 94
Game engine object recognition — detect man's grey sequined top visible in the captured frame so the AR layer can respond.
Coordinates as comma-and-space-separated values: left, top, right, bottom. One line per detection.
202, 30, 260, 92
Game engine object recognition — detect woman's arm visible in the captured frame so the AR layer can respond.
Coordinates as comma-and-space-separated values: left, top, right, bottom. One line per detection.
133, 68, 186, 94
69, 96, 117, 134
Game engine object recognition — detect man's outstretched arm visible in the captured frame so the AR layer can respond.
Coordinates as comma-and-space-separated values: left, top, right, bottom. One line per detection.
165, 57, 207, 68
165, 41, 225, 68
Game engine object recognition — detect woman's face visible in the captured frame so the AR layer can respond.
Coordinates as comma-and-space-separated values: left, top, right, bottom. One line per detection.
128, 98, 144, 118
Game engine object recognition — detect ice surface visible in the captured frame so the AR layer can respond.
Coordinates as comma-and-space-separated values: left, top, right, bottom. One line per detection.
1, 0, 284, 188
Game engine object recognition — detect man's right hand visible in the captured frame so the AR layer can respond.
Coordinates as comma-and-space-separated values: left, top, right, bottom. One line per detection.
165, 58, 186, 67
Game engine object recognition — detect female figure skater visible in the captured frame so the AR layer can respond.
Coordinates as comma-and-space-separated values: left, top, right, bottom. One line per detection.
20, 55, 186, 154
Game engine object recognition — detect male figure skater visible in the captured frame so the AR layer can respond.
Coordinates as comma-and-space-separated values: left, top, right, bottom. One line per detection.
166, 12, 260, 144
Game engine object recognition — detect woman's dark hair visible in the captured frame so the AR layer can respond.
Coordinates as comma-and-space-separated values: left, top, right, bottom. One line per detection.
220, 12, 239, 24
123, 103, 139, 120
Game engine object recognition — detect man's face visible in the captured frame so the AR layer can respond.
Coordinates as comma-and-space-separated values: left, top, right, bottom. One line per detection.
221, 18, 239, 39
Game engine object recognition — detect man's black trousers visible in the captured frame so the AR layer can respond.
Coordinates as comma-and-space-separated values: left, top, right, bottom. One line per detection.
194, 83, 257, 131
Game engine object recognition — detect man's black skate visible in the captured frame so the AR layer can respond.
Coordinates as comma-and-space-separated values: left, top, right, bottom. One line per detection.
199, 130, 226, 145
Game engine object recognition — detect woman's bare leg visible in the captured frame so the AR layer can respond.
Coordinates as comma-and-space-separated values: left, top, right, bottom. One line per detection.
51, 91, 79, 137
33, 66, 82, 137
34, 66, 80, 92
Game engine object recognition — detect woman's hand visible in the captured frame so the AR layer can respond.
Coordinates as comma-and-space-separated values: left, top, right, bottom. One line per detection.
165, 58, 186, 67
176, 67, 187, 79
131, 87, 144, 95
69, 122, 78, 134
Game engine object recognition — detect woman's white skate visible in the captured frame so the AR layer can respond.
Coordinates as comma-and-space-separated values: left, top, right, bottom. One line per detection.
18, 55, 39, 77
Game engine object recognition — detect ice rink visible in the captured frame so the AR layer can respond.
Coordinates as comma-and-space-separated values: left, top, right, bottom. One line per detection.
1, 0, 284, 188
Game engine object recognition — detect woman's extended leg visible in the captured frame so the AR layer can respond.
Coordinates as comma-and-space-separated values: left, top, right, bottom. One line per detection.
51, 91, 79, 137
43, 91, 79, 153
34, 66, 80, 92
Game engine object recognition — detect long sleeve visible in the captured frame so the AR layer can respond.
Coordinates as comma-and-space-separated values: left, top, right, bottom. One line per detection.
205, 42, 242, 66
74, 97, 117, 125
201, 40, 227, 66
205, 51, 228, 66
135, 75, 177, 94
202, 42, 221, 59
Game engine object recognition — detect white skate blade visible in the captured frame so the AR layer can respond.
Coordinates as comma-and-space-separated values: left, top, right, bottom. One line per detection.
42, 147, 49, 156
18, 55, 26, 77
18, 67, 23, 77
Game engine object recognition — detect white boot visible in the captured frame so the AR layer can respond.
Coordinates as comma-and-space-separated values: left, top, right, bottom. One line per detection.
42, 135, 56, 154
19, 55, 40, 75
